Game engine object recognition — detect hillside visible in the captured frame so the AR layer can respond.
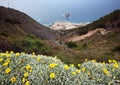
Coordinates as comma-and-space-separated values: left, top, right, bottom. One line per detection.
60, 10, 120, 63
60, 10, 120, 41
0, 6, 59, 52
0, 6, 58, 40
0, 6, 77, 64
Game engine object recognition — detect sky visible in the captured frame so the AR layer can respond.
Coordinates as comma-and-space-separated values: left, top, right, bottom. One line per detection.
0, 0, 120, 25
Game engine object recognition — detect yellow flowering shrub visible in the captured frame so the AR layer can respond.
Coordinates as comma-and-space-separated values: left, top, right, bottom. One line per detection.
0, 52, 120, 85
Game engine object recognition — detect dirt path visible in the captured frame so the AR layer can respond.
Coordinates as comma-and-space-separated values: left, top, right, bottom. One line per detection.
67, 28, 109, 42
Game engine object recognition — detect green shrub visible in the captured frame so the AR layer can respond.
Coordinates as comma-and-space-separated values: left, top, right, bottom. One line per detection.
94, 23, 106, 28
13, 36, 49, 54
73, 43, 88, 50
82, 43, 88, 49
26, 34, 35, 39
65, 42, 77, 48
78, 28, 88, 35
112, 45, 120, 52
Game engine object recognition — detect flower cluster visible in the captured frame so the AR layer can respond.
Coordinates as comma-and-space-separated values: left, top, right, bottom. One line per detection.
0, 51, 120, 85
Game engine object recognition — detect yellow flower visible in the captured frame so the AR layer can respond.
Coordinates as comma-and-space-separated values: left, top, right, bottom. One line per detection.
16, 52, 20, 57
10, 51, 14, 54
5, 68, 11, 74
0, 58, 3, 62
71, 72, 76, 75
113, 60, 117, 63
3, 62, 9, 66
108, 60, 112, 63
21, 52, 25, 54
6, 51, 9, 54
32, 52, 35, 55
24, 72, 29, 77
76, 70, 81, 73
81, 67, 86, 72
113, 63, 119, 69
70, 64, 74, 67
50, 73, 55, 78
6, 54, 10, 57
77, 64, 81, 67
6, 59, 11, 63
37, 57, 41, 61
1, 53, 6, 56
10, 77, 16, 83
22, 78, 26, 83
29, 69, 32, 73
87, 72, 91, 76
64, 65, 69, 70
25, 80, 30, 85
49, 63, 58, 68
85, 59, 88, 62
26, 65, 32, 70
91, 60, 96, 62
103, 68, 109, 75
102, 62, 105, 65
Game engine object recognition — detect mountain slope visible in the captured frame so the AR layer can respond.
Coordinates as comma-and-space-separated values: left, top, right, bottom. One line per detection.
60, 10, 120, 41
60, 10, 120, 63
0, 6, 60, 52
0, 6, 57, 40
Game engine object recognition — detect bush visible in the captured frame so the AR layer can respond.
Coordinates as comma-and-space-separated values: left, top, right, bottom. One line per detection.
65, 42, 77, 48
0, 52, 120, 85
13, 36, 49, 54
5, 18, 22, 25
82, 43, 88, 49
0, 33, 8, 37
94, 23, 106, 28
112, 45, 120, 52
117, 22, 120, 28
78, 28, 88, 35
73, 43, 88, 50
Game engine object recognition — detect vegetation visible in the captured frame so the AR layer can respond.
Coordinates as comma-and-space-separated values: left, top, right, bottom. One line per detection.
76, 10, 120, 35
13, 35, 49, 55
117, 22, 120, 28
113, 45, 120, 52
1, 52, 120, 85
65, 42, 77, 48
5, 18, 22, 25
78, 28, 88, 35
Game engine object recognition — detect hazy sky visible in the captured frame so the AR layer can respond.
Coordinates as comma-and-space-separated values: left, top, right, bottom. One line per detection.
0, 0, 120, 25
